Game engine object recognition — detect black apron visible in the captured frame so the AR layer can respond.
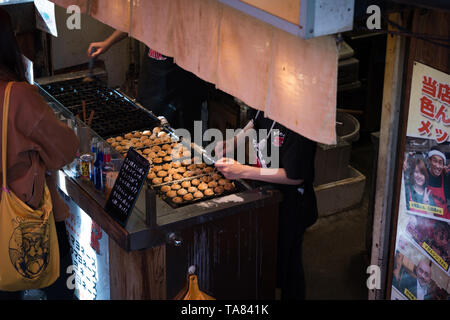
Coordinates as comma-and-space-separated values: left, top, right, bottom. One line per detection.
251, 112, 318, 299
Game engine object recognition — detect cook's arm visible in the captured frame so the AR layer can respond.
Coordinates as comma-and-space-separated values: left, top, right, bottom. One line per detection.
87, 30, 128, 58
215, 158, 303, 185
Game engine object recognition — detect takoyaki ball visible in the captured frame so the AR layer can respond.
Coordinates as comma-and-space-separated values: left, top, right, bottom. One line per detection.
130, 137, 139, 144
152, 178, 163, 185
204, 189, 214, 196
163, 175, 173, 182
214, 186, 224, 195
106, 137, 115, 144
183, 193, 194, 201
120, 139, 130, 146
111, 142, 119, 147
158, 131, 167, 138
147, 172, 156, 180
172, 161, 181, 168
153, 127, 162, 134
208, 181, 218, 188
171, 184, 182, 191
203, 167, 214, 174
218, 179, 228, 186
202, 176, 213, 183
151, 145, 161, 152
142, 130, 152, 136
224, 183, 235, 191
162, 144, 171, 151
166, 190, 177, 198
198, 182, 208, 191
196, 163, 207, 169
177, 188, 188, 196
181, 159, 191, 166
187, 164, 197, 171
191, 179, 201, 186
143, 148, 152, 154
212, 173, 222, 180
115, 136, 123, 142
134, 131, 142, 138
163, 155, 172, 162
177, 166, 186, 173
135, 142, 144, 149
152, 165, 162, 172
144, 139, 153, 146
183, 171, 194, 178
161, 185, 171, 193
162, 163, 172, 171
157, 170, 168, 178
182, 151, 192, 159
153, 138, 162, 145
172, 197, 183, 204
115, 146, 123, 152
193, 169, 203, 176
125, 133, 134, 139
153, 157, 163, 164
157, 151, 167, 157
163, 136, 172, 143
148, 152, 157, 159
173, 173, 183, 180
168, 168, 178, 175
194, 191, 204, 199
181, 181, 191, 188
187, 186, 198, 193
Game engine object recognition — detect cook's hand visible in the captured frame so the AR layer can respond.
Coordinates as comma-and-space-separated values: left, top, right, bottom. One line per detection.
215, 158, 247, 180
87, 41, 109, 59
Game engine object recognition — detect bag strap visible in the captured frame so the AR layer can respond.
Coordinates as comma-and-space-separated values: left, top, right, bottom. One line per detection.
2, 82, 14, 192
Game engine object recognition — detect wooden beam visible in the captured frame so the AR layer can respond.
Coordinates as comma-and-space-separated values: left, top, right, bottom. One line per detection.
368, 12, 406, 300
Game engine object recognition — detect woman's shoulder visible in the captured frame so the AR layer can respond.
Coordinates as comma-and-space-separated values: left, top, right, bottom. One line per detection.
10, 81, 47, 109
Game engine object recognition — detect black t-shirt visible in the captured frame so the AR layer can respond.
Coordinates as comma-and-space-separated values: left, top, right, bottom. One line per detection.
250, 110, 317, 190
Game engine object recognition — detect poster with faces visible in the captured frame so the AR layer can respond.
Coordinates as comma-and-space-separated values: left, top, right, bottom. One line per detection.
391, 63, 450, 300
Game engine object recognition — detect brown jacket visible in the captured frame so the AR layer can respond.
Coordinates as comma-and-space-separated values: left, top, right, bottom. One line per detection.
0, 74, 79, 222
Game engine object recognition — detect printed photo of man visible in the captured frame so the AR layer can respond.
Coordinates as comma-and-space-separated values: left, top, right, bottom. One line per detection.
426, 148, 450, 220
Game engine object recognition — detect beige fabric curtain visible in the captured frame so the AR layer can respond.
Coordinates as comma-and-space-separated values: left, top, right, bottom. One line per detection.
90, 0, 131, 33
50, 0, 338, 145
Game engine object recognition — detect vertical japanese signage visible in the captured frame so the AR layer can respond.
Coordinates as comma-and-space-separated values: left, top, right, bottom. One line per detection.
391, 62, 450, 300
65, 207, 110, 300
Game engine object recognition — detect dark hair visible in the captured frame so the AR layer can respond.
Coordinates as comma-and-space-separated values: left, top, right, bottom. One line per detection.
0, 8, 26, 81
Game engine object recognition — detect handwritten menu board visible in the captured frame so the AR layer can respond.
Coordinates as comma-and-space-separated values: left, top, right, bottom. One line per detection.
105, 148, 150, 227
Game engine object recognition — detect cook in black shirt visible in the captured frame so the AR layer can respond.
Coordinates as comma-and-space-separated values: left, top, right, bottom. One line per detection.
215, 110, 318, 300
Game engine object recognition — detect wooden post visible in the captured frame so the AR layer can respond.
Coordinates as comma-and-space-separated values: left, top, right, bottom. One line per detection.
368, 12, 406, 300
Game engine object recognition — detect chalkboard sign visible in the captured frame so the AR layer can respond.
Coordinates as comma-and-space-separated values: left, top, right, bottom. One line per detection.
105, 148, 150, 227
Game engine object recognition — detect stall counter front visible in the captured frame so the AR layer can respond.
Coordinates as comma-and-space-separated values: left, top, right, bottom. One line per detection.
36, 71, 281, 300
